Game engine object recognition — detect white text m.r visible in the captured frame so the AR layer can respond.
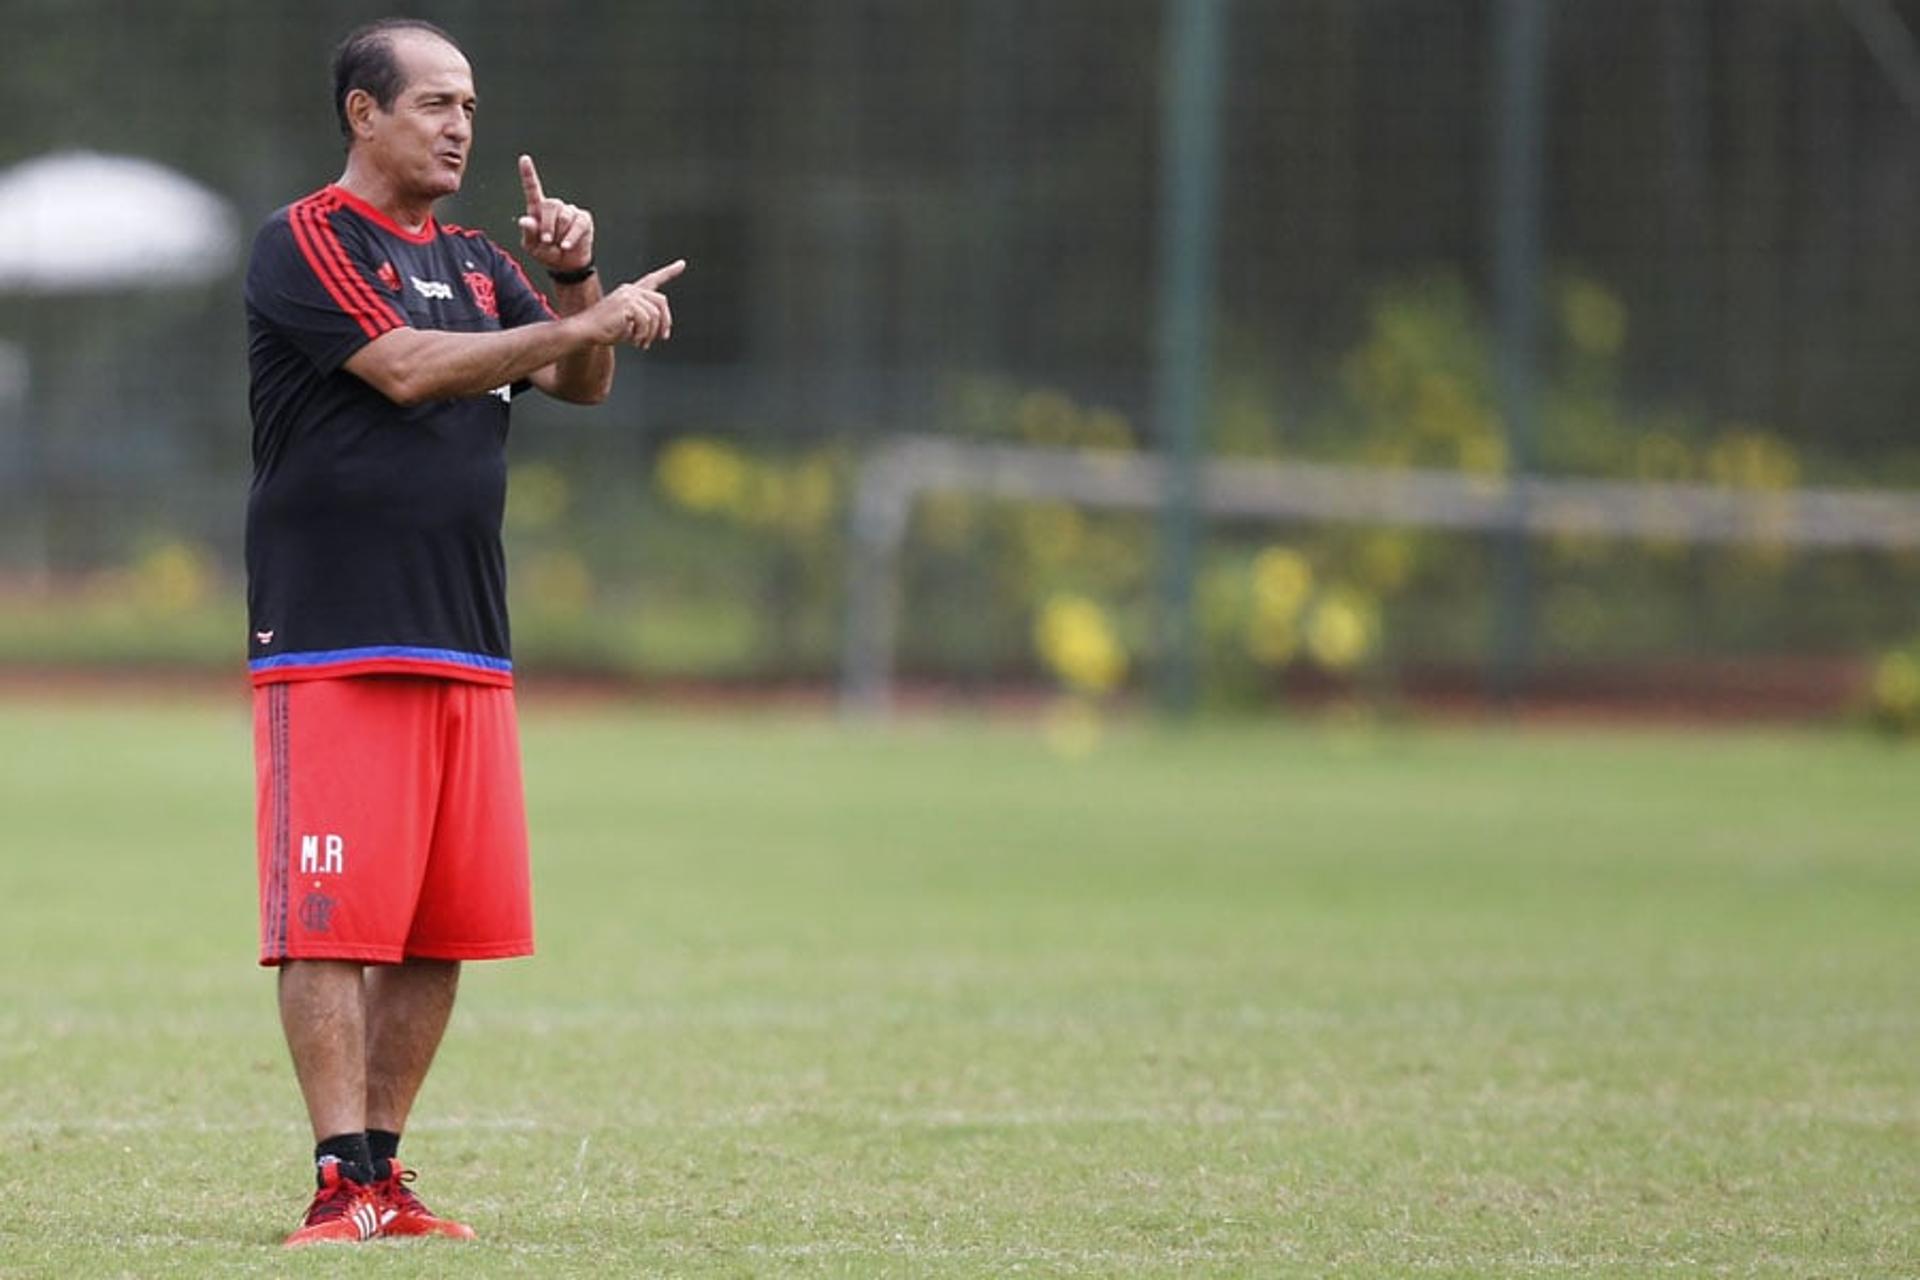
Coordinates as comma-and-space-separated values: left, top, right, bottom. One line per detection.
300, 834, 345, 875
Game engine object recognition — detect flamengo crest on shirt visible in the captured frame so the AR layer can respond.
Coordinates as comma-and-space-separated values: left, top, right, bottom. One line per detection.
464, 270, 499, 318
300, 833, 345, 875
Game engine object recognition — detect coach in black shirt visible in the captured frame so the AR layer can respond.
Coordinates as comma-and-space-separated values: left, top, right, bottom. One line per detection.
244, 16, 682, 1246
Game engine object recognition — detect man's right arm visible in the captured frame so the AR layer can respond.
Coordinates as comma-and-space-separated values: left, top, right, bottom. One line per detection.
343, 277, 673, 406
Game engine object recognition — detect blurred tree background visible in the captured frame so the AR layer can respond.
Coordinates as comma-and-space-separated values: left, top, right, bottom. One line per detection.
3, 0, 1920, 715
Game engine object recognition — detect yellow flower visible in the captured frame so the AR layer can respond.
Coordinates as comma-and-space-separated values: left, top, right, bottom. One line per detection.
656, 438, 748, 514
1250, 547, 1313, 622
1035, 594, 1127, 695
1305, 591, 1379, 671
1872, 653, 1920, 717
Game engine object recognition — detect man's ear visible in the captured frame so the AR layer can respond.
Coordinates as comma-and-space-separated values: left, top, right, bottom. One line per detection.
345, 87, 380, 141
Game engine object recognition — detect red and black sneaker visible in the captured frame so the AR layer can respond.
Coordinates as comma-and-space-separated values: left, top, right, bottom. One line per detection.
283, 1158, 389, 1248
371, 1159, 476, 1240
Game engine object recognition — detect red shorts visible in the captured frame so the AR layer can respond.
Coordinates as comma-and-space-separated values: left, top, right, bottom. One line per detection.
253, 676, 533, 966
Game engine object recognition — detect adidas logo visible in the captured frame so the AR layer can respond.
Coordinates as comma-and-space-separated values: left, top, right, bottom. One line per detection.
352, 1200, 394, 1240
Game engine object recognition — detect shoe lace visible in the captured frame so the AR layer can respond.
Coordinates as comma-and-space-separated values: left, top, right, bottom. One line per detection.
380, 1166, 429, 1213
305, 1177, 363, 1225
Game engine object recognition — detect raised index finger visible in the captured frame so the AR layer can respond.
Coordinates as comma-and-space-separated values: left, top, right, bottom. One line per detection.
517, 154, 545, 212
636, 259, 688, 290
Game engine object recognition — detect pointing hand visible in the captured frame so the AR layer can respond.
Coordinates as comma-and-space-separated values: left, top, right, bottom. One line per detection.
576, 260, 687, 350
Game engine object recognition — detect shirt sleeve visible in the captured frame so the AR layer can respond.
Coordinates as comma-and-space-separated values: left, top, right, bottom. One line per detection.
244, 209, 409, 375
489, 241, 560, 330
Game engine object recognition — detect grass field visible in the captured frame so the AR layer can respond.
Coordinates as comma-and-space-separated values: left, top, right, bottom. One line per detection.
0, 696, 1914, 1277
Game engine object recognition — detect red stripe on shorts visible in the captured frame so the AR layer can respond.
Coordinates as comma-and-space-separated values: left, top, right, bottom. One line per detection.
271, 683, 290, 960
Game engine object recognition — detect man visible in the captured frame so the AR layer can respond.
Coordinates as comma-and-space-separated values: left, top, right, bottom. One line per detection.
244, 17, 682, 1247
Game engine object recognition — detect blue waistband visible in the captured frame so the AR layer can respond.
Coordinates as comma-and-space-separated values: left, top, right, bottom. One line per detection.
248, 645, 513, 673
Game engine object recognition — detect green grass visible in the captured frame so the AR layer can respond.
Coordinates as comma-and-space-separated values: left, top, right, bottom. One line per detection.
0, 697, 1914, 1277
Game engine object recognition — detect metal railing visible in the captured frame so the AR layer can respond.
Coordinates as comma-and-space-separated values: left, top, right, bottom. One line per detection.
840, 436, 1920, 714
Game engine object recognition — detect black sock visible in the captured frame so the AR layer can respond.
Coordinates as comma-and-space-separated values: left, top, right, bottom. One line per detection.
314, 1132, 373, 1185
367, 1128, 401, 1166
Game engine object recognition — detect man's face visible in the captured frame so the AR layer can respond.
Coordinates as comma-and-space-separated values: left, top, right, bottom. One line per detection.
358, 33, 476, 202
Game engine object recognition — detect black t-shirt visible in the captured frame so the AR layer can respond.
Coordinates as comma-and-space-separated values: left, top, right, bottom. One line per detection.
244, 184, 554, 687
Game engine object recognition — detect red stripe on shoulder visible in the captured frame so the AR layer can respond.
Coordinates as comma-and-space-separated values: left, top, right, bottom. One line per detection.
291, 196, 406, 337
287, 201, 385, 340
290, 197, 384, 322
305, 196, 408, 332
316, 194, 410, 326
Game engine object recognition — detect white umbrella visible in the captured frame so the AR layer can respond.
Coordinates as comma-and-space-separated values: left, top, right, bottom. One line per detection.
0, 150, 238, 292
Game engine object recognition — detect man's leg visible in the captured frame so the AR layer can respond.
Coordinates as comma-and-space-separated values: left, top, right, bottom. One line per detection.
259, 679, 448, 1245
364, 958, 461, 1133
360, 958, 477, 1239
278, 960, 368, 1142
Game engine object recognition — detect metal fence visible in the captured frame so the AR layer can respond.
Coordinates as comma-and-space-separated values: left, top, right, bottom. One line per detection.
4, 0, 1920, 701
